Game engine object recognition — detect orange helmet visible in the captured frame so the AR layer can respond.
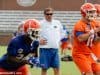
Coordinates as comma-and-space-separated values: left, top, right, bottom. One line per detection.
23, 19, 40, 40
94, 4, 100, 15
80, 3, 96, 20
23, 19, 40, 33
94, 4, 100, 26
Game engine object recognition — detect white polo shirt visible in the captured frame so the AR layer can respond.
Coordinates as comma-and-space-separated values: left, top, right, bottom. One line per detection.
39, 19, 64, 48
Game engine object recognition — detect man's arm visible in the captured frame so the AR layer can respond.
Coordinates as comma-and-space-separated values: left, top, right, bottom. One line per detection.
77, 29, 96, 42
77, 32, 91, 42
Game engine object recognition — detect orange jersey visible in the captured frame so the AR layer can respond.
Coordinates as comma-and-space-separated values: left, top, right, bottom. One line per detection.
72, 19, 98, 55
92, 21, 100, 58
72, 19, 100, 73
92, 42, 100, 58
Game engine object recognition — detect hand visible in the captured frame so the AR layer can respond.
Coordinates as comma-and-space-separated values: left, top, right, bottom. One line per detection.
94, 27, 100, 37
97, 31, 100, 37
91, 53, 100, 63
39, 38, 47, 45
28, 57, 44, 68
97, 59, 100, 63
89, 29, 95, 35
94, 27, 100, 33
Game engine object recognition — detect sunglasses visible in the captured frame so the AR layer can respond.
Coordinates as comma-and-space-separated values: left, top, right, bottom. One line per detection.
45, 13, 53, 15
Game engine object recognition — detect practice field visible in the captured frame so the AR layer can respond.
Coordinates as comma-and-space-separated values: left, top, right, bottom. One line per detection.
0, 46, 81, 75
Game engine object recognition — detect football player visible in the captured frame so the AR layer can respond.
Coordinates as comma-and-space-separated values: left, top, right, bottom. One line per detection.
0, 19, 41, 75
72, 3, 100, 75
60, 30, 71, 55
13, 21, 25, 37
91, 4, 100, 62
94, 4, 100, 37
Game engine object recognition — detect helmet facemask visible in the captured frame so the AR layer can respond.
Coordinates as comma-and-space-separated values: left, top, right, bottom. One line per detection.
28, 28, 40, 41
85, 10, 97, 21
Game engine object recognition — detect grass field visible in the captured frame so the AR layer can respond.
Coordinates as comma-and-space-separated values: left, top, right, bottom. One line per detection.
0, 46, 81, 75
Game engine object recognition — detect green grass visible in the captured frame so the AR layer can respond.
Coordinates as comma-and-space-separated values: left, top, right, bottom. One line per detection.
0, 46, 81, 75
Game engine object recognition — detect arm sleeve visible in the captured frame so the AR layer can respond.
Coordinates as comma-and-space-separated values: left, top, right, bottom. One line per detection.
7, 40, 18, 56
76, 31, 84, 37
74, 21, 85, 37
31, 41, 39, 57
61, 38, 69, 42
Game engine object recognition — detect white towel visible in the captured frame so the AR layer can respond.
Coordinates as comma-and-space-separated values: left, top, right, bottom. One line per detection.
87, 33, 95, 47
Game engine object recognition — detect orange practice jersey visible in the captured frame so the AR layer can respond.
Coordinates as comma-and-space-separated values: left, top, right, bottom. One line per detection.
92, 21, 100, 58
72, 19, 98, 55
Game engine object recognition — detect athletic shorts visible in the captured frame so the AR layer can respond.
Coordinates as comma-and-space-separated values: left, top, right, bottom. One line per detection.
39, 48, 60, 69
72, 53, 100, 73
